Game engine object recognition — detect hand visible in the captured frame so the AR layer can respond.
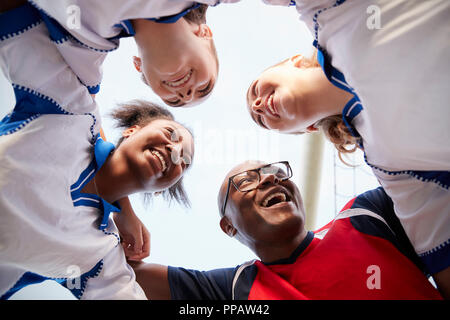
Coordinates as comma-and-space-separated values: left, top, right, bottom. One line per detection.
121, 215, 151, 261
114, 200, 150, 261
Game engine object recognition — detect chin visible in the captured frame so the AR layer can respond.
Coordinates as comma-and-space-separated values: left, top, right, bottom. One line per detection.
265, 211, 303, 232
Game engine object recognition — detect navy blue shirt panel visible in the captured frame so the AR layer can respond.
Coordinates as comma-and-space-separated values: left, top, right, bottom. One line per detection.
168, 266, 237, 300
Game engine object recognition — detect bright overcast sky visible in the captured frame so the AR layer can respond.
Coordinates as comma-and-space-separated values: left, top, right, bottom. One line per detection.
1, 0, 379, 299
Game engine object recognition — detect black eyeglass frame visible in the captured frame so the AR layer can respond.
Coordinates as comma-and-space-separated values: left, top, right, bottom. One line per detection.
220, 161, 292, 216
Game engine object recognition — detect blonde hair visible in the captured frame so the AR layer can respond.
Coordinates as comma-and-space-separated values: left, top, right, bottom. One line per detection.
315, 115, 360, 164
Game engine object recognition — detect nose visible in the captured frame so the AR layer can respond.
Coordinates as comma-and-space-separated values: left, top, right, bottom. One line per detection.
177, 87, 194, 103
258, 173, 280, 189
251, 97, 264, 114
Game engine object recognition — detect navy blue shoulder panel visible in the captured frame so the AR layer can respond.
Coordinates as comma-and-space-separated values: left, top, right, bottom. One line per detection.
233, 264, 258, 300
349, 187, 427, 274
168, 265, 238, 300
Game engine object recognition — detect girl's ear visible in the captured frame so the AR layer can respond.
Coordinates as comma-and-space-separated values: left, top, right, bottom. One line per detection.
290, 54, 305, 68
133, 56, 142, 72
220, 216, 237, 238
122, 125, 141, 138
194, 24, 213, 39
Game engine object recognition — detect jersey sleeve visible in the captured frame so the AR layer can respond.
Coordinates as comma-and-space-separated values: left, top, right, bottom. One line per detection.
341, 187, 427, 274
167, 266, 237, 300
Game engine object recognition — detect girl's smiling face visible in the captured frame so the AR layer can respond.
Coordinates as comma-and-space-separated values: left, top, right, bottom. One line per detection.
133, 19, 218, 108
246, 55, 324, 134
117, 118, 194, 193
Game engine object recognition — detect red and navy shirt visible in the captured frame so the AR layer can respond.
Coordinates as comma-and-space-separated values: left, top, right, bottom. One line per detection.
168, 188, 442, 300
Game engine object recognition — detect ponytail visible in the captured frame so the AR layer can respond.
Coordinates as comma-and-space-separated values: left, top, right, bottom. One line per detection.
316, 115, 360, 164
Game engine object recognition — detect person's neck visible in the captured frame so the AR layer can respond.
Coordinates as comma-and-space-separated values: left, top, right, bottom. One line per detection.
255, 228, 309, 264
300, 68, 353, 124
90, 154, 136, 204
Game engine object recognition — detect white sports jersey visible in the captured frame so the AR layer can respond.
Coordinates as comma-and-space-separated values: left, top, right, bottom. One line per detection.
263, 0, 450, 274
29, 0, 240, 94
0, 5, 145, 299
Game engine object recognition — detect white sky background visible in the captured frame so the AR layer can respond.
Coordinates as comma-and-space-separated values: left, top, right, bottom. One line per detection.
1, 0, 379, 299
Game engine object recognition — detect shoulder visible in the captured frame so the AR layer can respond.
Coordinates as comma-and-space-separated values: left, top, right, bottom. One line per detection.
339, 187, 426, 273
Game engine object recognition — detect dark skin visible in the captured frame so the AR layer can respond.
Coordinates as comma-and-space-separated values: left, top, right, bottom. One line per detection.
131, 160, 308, 299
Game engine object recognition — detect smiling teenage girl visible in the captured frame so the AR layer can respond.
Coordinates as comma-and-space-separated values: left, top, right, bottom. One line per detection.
247, 50, 450, 297
0, 99, 194, 300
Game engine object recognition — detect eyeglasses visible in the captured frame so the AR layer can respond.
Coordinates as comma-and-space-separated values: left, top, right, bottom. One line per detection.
221, 161, 293, 216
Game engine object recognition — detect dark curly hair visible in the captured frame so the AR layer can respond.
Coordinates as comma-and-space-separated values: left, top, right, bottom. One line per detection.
111, 100, 192, 207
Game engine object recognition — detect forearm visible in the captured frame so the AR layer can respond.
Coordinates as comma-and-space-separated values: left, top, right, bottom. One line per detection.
116, 196, 135, 217
130, 261, 171, 300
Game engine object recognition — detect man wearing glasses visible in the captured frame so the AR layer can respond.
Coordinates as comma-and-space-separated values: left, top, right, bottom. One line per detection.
131, 161, 442, 299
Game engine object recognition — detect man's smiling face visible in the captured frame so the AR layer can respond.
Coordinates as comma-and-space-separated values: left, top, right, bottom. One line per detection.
218, 161, 306, 247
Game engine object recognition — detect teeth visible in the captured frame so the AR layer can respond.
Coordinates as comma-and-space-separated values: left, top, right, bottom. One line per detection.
151, 150, 167, 173
163, 70, 192, 88
262, 192, 286, 207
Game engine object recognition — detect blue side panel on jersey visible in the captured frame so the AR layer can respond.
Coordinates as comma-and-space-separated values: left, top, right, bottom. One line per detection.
11, 85, 69, 117
0, 272, 58, 300
1, 260, 104, 300
0, 3, 41, 41
0, 85, 70, 136
408, 170, 450, 190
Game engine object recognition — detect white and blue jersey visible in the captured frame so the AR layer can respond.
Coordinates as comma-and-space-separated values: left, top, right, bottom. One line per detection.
263, 0, 450, 275
27, 0, 240, 94
0, 6, 145, 299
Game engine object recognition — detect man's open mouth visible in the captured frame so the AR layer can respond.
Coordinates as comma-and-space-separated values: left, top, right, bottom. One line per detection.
261, 191, 291, 208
